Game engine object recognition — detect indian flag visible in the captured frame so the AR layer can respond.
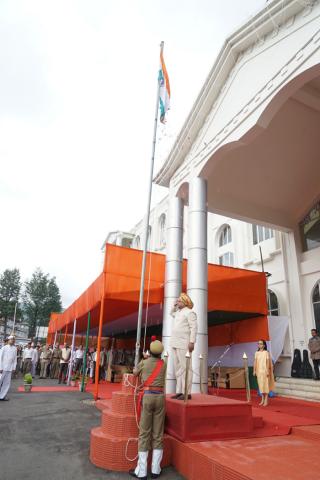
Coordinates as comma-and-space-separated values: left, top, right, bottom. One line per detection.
159, 50, 170, 124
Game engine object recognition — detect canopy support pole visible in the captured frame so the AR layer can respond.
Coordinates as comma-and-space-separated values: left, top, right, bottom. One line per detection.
81, 311, 91, 392
67, 318, 77, 386
134, 41, 164, 368
53, 331, 57, 347
94, 248, 108, 401
64, 323, 68, 343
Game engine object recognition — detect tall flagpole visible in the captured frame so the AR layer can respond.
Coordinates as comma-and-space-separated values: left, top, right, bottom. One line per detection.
134, 41, 164, 367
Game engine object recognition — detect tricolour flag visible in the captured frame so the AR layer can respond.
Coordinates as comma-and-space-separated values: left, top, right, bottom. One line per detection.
159, 50, 170, 124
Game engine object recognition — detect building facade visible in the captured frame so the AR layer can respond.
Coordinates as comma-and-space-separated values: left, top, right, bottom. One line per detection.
108, 0, 320, 388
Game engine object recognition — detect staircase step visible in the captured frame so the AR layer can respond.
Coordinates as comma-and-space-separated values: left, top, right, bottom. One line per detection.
95, 399, 112, 412
276, 377, 319, 388
275, 382, 320, 393
101, 410, 138, 437
111, 391, 136, 415
90, 427, 172, 472
292, 425, 320, 441
275, 387, 320, 402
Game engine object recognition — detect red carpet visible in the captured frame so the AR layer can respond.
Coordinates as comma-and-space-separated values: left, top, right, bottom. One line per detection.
209, 388, 320, 428
17, 381, 122, 395
18, 385, 78, 392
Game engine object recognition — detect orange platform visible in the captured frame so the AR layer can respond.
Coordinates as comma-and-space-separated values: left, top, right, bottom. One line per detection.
88, 382, 320, 479
89, 375, 171, 472
166, 394, 255, 441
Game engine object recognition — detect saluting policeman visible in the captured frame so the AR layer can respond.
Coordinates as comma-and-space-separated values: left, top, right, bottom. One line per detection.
129, 337, 166, 480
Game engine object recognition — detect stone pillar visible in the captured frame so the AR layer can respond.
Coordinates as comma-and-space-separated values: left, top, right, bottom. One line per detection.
162, 195, 184, 393
187, 177, 208, 393
282, 231, 307, 349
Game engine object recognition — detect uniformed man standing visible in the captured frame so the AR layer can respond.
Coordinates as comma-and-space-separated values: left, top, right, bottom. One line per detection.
58, 343, 71, 384
50, 343, 61, 379
39, 344, 51, 378
170, 293, 197, 400
129, 338, 166, 480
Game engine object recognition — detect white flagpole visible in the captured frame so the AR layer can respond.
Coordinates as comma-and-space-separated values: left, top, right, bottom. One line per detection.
134, 41, 164, 367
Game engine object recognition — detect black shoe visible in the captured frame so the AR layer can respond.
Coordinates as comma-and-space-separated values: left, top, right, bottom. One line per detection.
178, 395, 192, 400
0, 398, 9, 401
151, 474, 161, 479
171, 393, 183, 399
129, 470, 147, 480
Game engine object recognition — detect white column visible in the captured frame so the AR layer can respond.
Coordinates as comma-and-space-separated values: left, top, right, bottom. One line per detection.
282, 231, 306, 349
187, 177, 208, 394
162, 195, 184, 394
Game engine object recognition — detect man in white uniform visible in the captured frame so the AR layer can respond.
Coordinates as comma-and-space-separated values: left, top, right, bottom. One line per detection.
170, 293, 197, 400
0, 336, 17, 401
23, 342, 33, 374
31, 343, 38, 377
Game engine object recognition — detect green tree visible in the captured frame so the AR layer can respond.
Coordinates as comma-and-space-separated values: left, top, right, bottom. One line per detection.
23, 268, 62, 338
0, 268, 21, 338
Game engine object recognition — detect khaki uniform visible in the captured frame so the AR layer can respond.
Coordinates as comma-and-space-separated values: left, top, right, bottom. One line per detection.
170, 306, 197, 395
134, 356, 167, 452
50, 348, 61, 379
40, 347, 52, 378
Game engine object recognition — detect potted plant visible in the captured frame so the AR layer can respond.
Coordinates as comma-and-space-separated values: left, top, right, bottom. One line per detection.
24, 373, 33, 393
70, 374, 76, 387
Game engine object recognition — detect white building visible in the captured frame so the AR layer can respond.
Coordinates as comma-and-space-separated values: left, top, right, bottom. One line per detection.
107, 0, 320, 395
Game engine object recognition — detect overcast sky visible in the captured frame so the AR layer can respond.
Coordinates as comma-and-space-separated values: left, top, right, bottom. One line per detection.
0, 0, 266, 307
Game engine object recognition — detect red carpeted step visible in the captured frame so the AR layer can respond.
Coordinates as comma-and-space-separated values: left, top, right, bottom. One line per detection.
111, 391, 136, 415
253, 416, 264, 428
101, 410, 138, 438
291, 425, 320, 441
95, 399, 112, 412
165, 394, 254, 442
90, 427, 172, 472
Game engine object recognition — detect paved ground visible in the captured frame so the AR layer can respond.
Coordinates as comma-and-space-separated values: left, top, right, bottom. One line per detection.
0, 378, 184, 480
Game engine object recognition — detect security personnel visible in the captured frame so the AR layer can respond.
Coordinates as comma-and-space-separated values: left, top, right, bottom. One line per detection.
129, 337, 166, 480
50, 343, 61, 379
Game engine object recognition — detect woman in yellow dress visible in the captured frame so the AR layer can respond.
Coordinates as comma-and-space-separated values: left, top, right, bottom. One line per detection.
253, 340, 275, 407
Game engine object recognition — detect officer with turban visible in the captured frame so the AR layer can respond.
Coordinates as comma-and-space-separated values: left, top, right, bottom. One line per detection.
129, 337, 166, 480
170, 292, 197, 400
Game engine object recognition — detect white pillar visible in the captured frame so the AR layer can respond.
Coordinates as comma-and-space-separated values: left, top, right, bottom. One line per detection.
162, 195, 184, 394
282, 231, 306, 349
187, 177, 208, 394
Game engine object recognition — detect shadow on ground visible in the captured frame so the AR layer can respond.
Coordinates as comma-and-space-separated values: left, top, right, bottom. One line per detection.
0, 379, 184, 480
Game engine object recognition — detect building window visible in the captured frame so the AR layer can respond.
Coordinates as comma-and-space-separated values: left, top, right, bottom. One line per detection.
219, 225, 232, 247
121, 237, 132, 248
219, 252, 234, 267
252, 225, 274, 245
133, 235, 140, 249
300, 201, 320, 252
268, 289, 279, 316
158, 214, 166, 248
148, 225, 152, 248
312, 281, 320, 332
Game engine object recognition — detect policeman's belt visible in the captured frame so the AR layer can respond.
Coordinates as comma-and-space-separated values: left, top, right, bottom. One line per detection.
144, 386, 164, 392
144, 390, 164, 395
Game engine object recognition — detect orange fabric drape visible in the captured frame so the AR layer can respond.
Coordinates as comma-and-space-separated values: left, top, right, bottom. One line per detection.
208, 316, 269, 347
47, 244, 268, 342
